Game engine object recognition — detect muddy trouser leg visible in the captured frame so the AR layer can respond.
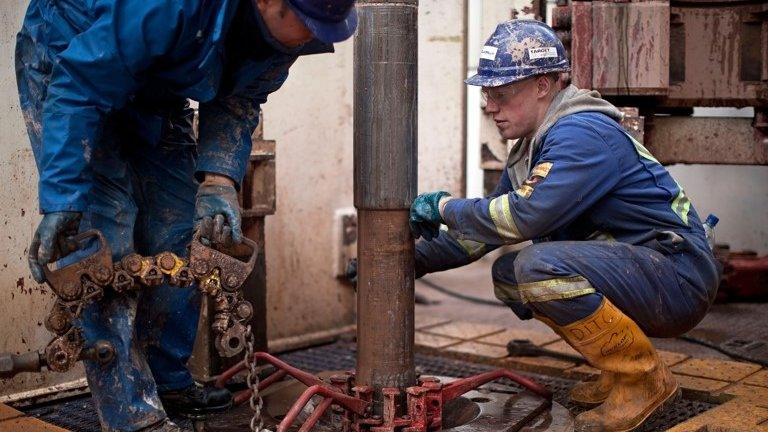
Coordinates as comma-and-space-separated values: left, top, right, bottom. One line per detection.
129, 131, 200, 393
59, 135, 168, 431
16, 12, 167, 432
491, 241, 712, 338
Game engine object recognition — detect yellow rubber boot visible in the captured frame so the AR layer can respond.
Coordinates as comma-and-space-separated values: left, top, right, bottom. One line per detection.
557, 298, 680, 432
534, 314, 614, 406
569, 371, 615, 406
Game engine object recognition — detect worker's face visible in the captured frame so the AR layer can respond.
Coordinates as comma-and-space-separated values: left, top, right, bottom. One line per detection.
256, 0, 315, 48
481, 76, 553, 140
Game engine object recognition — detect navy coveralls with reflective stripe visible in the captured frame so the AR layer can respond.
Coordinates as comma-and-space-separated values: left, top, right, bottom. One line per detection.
416, 112, 719, 337
16, 0, 331, 429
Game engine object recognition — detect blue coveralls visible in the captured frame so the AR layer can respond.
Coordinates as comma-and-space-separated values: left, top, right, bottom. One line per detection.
416, 112, 719, 337
16, 0, 332, 429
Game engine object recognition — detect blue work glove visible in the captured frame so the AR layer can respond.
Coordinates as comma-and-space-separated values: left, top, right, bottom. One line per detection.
409, 191, 451, 241
28, 212, 82, 283
194, 179, 243, 247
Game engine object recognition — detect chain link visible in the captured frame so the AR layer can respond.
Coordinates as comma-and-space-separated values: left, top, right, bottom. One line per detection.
42, 248, 254, 376
41, 245, 272, 430
244, 324, 270, 432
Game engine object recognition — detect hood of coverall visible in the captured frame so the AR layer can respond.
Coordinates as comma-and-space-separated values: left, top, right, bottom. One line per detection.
505, 84, 624, 189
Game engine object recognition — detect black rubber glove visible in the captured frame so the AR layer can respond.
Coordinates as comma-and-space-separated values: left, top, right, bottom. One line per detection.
28, 212, 82, 283
194, 182, 243, 246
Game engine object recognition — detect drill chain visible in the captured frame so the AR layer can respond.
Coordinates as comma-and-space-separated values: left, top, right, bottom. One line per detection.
0, 230, 258, 380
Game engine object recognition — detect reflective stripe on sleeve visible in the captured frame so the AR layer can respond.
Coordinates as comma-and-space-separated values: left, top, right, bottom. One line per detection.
671, 190, 691, 226
488, 195, 523, 242
626, 132, 691, 226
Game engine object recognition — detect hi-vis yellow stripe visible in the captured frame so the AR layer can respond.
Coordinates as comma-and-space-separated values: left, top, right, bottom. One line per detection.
494, 276, 596, 304
447, 227, 487, 258
625, 133, 691, 226
489, 196, 522, 242
629, 136, 660, 164
671, 191, 691, 225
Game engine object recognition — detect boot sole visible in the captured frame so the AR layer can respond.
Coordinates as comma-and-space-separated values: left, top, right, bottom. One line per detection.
617, 383, 681, 432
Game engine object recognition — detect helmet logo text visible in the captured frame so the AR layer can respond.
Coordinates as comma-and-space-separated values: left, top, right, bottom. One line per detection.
480, 45, 498, 61
528, 47, 558, 60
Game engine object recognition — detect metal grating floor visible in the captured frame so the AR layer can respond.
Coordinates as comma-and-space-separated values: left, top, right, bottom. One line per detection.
22, 396, 194, 432
22, 341, 716, 431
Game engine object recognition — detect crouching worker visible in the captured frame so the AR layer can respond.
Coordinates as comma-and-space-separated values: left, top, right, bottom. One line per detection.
410, 20, 718, 432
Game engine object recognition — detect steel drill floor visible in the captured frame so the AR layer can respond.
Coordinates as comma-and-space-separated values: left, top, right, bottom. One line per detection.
683, 302, 768, 365
22, 341, 716, 431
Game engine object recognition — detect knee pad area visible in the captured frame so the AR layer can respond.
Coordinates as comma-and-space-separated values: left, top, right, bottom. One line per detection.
491, 252, 519, 285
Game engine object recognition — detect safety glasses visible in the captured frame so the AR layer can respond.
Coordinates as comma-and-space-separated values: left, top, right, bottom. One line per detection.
480, 77, 533, 106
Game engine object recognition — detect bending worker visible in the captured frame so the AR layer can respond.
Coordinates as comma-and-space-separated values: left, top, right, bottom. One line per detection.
16, 0, 356, 430
410, 20, 718, 432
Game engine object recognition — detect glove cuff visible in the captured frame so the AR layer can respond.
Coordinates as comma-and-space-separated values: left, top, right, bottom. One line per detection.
438, 195, 452, 219
200, 172, 236, 187
197, 183, 237, 195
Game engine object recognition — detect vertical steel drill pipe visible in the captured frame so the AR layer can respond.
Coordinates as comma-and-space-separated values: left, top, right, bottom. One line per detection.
353, 0, 418, 414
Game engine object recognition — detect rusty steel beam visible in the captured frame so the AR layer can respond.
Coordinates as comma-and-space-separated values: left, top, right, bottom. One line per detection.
646, 116, 768, 165
593, 1, 671, 96
238, 138, 277, 359
569, 2, 592, 90
563, 0, 768, 108
353, 0, 418, 414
